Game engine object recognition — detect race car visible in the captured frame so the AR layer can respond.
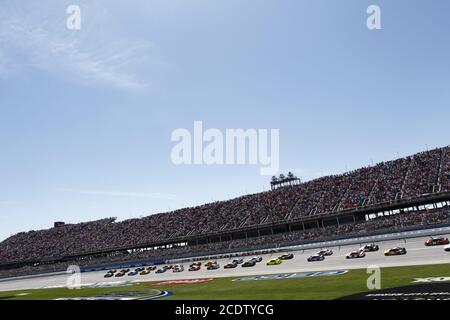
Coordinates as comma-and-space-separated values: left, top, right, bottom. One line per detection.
140, 269, 151, 275
156, 268, 167, 274
242, 260, 257, 267
445, 244, 450, 252
346, 250, 366, 259
307, 254, 325, 262
224, 263, 238, 269
360, 243, 379, 252
250, 256, 263, 263
135, 267, 145, 272
163, 265, 173, 270
120, 269, 130, 273
173, 265, 184, 273
115, 272, 126, 277
107, 269, 117, 274
189, 265, 201, 272
384, 247, 407, 256
190, 262, 202, 268
425, 236, 450, 246
204, 261, 217, 267
147, 266, 157, 271
232, 258, 244, 264
207, 263, 220, 270
128, 271, 138, 276
104, 272, 114, 278
266, 258, 282, 265
317, 249, 333, 256
278, 253, 294, 260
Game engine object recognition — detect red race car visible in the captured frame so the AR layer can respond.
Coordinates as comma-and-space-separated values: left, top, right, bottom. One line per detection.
425, 236, 449, 246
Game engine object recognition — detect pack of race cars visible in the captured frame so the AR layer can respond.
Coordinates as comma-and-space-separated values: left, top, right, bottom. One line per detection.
102, 254, 293, 277
306, 236, 449, 262
103, 236, 450, 277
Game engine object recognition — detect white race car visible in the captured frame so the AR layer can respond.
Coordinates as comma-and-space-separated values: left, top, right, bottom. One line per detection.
250, 256, 263, 263
360, 243, 379, 252
444, 244, 450, 252
173, 265, 184, 272
346, 250, 366, 259
317, 249, 333, 256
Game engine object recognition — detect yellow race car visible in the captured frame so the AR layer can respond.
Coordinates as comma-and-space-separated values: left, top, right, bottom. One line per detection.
140, 269, 151, 275
204, 260, 217, 267
266, 258, 282, 266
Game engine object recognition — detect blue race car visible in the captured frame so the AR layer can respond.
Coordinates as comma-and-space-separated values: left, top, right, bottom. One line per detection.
156, 268, 167, 274
307, 254, 325, 262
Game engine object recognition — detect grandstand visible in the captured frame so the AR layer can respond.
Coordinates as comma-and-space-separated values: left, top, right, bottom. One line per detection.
1, 146, 450, 278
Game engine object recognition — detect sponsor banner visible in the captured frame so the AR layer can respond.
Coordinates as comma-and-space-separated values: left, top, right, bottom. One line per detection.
152, 278, 213, 286
338, 283, 450, 300
233, 270, 348, 281
412, 277, 450, 283
55, 289, 173, 300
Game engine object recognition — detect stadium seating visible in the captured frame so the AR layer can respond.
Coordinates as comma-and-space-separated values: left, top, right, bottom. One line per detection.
0, 146, 449, 275
0, 206, 448, 279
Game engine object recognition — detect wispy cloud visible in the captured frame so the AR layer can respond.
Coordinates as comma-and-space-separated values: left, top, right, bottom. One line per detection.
61, 188, 178, 201
0, 2, 168, 91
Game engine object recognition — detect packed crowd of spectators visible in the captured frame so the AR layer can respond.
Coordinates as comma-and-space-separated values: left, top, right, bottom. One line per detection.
368, 156, 410, 204
403, 149, 441, 198
441, 149, 450, 192
0, 207, 448, 279
0, 147, 449, 271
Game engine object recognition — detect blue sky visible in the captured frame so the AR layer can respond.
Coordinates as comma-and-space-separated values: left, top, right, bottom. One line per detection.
0, 0, 449, 241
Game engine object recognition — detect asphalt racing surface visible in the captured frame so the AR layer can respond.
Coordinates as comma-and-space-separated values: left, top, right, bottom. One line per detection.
1, 234, 449, 292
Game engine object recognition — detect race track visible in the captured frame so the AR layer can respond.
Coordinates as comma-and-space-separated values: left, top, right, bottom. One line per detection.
1, 234, 449, 292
